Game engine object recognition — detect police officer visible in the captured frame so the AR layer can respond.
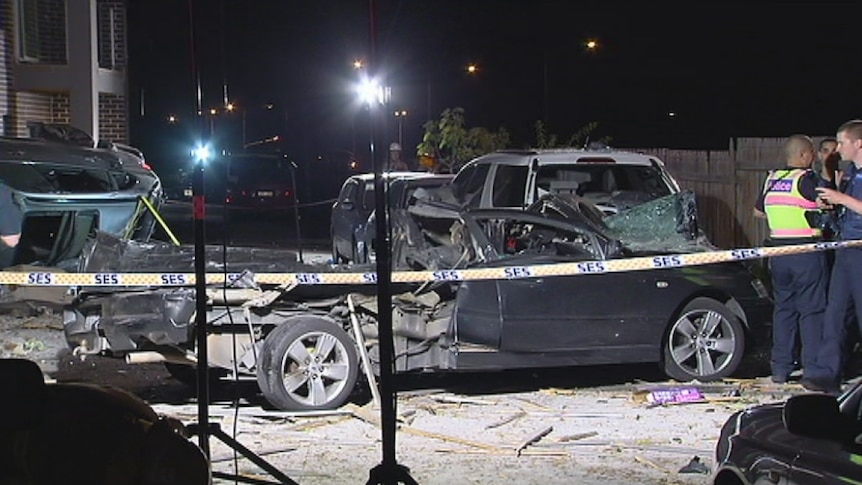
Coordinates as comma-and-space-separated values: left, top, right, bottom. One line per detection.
753, 134, 830, 388
0, 179, 22, 268
815, 120, 862, 393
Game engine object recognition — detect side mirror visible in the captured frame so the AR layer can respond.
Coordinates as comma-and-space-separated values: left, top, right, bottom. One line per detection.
783, 394, 848, 441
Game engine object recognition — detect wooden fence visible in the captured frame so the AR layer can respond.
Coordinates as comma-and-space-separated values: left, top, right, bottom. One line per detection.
629, 136, 831, 250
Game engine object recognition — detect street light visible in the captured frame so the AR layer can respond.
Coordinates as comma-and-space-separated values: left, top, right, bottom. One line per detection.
393, 110, 408, 148
466, 63, 479, 74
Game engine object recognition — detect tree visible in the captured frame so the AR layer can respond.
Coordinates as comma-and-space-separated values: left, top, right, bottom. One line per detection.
416, 107, 510, 173
533, 120, 612, 149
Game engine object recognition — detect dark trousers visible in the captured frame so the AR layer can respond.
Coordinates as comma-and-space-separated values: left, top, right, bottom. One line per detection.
0, 242, 14, 269
769, 250, 828, 380
818, 248, 862, 385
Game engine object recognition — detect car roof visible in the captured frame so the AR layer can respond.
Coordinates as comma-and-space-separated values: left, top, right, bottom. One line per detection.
345, 171, 451, 183
468, 148, 663, 167
0, 136, 125, 170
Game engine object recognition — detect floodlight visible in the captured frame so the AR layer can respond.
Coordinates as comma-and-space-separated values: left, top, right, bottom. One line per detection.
192, 143, 212, 163
357, 76, 383, 106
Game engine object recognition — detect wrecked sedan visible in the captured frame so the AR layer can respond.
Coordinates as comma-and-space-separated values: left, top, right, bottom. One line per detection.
0, 136, 162, 270
63, 192, 772, 411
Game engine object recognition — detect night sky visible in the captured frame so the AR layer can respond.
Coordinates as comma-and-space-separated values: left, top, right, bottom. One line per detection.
126, 1, 862, 175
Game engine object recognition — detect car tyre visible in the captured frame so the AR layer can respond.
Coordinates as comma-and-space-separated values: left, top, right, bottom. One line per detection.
256, 317, 359, 411
663, 297, 745, 382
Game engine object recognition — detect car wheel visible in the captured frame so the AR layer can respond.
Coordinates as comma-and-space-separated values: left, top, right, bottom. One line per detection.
255, 317, 359, 411
662, 297, 745, 382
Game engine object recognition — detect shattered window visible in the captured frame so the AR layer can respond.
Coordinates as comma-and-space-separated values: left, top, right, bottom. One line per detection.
604, 191, 709, 253
0, 161, 115, 193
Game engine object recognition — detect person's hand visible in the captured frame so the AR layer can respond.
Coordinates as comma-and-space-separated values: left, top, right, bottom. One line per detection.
816, 187, 844, 206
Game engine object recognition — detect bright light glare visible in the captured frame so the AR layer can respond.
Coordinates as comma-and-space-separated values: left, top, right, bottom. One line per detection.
357, 77, 383, 105
192, 143, 212, 163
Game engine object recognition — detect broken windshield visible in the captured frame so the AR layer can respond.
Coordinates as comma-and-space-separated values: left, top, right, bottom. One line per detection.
604, 191, 712, 254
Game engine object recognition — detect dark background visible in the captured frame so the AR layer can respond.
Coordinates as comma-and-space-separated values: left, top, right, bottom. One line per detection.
126, 1, 862, 213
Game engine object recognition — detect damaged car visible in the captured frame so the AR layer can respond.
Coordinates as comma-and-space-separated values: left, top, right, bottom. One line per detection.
63, 191, 772, 411
0, 136, 163, 270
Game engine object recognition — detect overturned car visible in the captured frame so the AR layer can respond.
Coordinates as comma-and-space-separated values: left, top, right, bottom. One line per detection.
63, 192, 772, 411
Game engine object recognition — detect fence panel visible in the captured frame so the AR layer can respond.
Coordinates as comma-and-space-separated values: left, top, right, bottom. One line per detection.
629, 137, 822, 249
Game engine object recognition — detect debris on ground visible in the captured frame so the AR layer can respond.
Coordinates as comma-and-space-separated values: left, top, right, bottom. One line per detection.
678, 455, 711, 474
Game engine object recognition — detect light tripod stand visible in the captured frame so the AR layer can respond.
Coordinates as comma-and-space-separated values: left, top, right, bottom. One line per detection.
186, 149, 298, 485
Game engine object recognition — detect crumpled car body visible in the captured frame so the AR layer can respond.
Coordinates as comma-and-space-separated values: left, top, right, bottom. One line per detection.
63, 192, 772, 411
0, 136, 162, 270
713, 381, 862, 485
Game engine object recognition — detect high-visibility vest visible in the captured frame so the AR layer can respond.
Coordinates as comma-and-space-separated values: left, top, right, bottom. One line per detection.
763, 169, 821, 239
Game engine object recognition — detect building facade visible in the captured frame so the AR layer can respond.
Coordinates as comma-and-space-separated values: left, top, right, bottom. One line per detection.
0, 0, 128, 143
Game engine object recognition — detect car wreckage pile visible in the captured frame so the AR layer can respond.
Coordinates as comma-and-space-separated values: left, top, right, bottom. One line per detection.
59, 185, 773, 411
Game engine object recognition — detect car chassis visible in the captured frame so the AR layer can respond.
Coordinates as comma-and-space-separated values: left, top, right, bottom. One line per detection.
64, 193, 773, 411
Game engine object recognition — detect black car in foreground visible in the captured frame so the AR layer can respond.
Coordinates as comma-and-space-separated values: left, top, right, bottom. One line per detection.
64, 192, 773, 410
714, 380, 862, 485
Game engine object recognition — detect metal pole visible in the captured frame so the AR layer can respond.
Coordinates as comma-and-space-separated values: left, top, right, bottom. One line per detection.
188, 0, 209, 457
192, 154, 209, 458
290, 160, 303, 263
365, 2, 416, 484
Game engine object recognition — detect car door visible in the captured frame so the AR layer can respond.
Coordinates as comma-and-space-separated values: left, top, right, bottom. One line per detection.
331, 178, 361, 258
496, 261, 664, 361
489, 217, 669, 362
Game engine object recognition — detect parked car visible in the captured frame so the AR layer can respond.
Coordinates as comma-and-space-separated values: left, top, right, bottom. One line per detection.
331, 171, 452, 263
351, 173, 454, 264
224, 152, 296, 209
0, 136, 162, 269
713, 381, 862, 484
429, 147, 680, 215
63, 191, 772, 411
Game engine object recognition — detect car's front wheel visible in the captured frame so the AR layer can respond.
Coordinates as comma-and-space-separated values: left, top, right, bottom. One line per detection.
256, 317, 359, 411
663, 297, 745, 381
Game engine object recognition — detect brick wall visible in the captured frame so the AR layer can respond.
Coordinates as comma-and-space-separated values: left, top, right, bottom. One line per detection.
0, 0, 13, 134
97, 0, 126, 70
51, 93, 69, 123
99, 92, 127, 143
12, 91, 51, 136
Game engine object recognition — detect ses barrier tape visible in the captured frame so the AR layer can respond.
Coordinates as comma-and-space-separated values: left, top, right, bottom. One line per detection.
1, 240, 861, 288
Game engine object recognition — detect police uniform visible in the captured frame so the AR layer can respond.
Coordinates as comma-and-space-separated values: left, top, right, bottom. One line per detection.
817, 163, 862, 391
0, 180, 22, 268
756, 167, 829, 384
